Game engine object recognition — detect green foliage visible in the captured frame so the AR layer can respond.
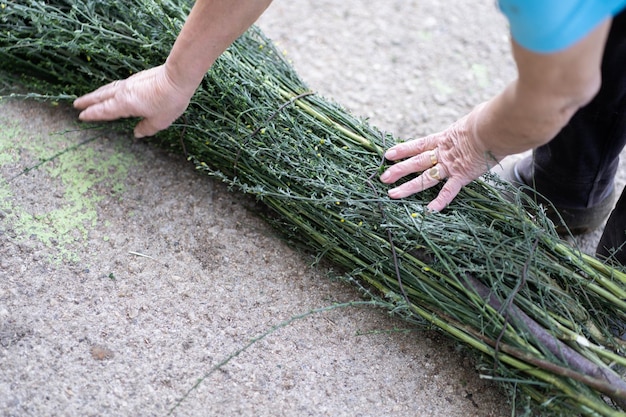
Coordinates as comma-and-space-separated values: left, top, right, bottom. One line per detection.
2, 1, 626, 415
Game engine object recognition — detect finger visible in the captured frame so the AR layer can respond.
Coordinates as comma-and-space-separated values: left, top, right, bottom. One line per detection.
73, 81, 120, 110
427, 177, 464, 212
133, 118, 164, 139
380, 149, 438, 184
384, 135, 438, 161
78, 97, 131, 122
387, 165, 446, 199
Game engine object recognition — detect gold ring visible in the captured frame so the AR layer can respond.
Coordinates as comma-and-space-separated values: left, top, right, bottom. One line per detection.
428, 166, 441, 181
429, 149, 438, 166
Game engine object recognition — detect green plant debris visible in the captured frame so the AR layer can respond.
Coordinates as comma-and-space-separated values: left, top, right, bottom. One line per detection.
2, 2, 626, 415
0, 104, 136, 262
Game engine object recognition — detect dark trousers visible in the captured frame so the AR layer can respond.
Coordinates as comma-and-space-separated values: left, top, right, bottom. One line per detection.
531, 10, 626, 264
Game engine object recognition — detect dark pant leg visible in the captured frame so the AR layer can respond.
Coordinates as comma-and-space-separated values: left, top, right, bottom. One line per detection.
597, 191, 626, 263
527, 10, 626, 209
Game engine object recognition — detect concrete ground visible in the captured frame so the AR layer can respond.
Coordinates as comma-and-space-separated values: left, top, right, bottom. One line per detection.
1, 1, 622, 416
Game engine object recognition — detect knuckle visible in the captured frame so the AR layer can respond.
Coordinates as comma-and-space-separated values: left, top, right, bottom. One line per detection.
389, 160, 411, 176
437, 186, 457, 203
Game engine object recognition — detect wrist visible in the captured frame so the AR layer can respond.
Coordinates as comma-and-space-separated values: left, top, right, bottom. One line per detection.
466, 102, 509, 163
470, 93, 555, 160
164, 56, 205, 98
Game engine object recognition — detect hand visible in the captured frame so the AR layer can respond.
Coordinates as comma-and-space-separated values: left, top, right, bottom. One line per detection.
380, 107, 500, 212
73, 64, 195, 138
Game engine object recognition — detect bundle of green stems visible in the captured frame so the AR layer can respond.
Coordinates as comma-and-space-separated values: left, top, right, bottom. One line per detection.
2, 1, 626, 415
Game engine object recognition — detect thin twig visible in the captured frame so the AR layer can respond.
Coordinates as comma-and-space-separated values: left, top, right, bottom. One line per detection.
128, 251, 157, 260
7, 134, 103, 182
167, 300, 382, 416
465, 274, 626, 410
494, 238, 539, 371
233, 91, 315, 171
364, 133, 413, 309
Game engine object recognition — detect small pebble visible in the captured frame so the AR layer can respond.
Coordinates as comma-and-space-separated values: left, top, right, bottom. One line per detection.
90, 344, 115, 361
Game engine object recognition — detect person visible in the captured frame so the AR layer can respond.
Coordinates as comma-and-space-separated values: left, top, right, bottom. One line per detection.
73, 0, 626, 264
380, 1, 626, 265
74, 0, 273, 139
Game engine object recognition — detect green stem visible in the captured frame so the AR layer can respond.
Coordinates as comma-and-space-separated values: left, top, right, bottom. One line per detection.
278, 87, 384, 155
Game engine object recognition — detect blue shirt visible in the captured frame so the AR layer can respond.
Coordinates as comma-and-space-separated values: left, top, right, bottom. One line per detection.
498, 0, 626, 53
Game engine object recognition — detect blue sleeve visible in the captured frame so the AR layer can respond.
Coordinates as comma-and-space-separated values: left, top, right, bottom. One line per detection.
497, 0, 626, 53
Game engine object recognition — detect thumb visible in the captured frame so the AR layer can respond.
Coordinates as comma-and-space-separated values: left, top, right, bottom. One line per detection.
133, 118, 160, 139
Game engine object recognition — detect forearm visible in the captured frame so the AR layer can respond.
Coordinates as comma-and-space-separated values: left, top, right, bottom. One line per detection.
472, 20, 610, 159
165, 0, 272, 94
471, 79, 598, 158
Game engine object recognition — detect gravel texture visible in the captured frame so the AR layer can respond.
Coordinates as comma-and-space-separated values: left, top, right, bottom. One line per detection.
1, 1, 623, 417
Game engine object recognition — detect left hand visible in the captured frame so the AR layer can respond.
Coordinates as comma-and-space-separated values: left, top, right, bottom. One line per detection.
380, 108, 500, 212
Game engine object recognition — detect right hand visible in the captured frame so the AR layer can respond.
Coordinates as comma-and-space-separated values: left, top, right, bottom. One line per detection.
380, 106, 502, 212
73, 64, 196, 138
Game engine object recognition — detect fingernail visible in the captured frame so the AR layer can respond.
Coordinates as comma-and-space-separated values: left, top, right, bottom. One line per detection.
380, 171, 390, 182
426, 203, 440, 213
385, 149, 397, 159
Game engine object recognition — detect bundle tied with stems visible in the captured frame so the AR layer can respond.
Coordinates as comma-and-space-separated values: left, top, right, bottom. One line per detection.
2, 1, 626, 415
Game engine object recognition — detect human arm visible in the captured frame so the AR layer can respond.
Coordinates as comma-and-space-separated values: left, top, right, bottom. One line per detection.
380, 19, 611, 212
73, 0, 272, 138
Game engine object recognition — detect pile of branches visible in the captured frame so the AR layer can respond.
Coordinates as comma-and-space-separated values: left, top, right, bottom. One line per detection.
2, 1, 626, 415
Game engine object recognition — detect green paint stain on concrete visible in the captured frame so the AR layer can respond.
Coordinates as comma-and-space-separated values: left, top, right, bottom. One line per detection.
471, 63, 489, 89
0, 104, 137, 263
430, 78, 453, 97
0, 126, 20, 165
